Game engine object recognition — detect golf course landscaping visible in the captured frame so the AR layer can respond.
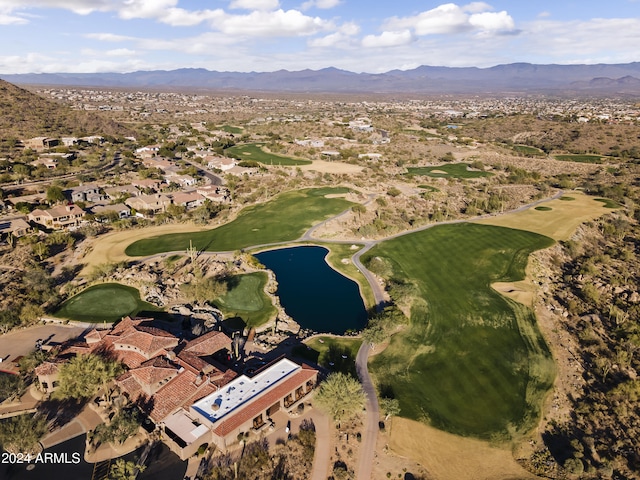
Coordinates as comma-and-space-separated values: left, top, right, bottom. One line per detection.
225, 142, 312, 165
125, 188, 353, 256
363, 223, 556, 439
406, 163, 493, 179
213, 272, 276, 328
54, 283, 160, 323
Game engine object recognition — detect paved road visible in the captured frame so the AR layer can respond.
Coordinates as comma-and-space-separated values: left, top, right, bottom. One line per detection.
0, 324, 87, 371
355, 342, 380, 480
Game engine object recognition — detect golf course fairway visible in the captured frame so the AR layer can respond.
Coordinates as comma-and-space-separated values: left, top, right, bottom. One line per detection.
125, 188, 352, 256
364, 222, 555, 439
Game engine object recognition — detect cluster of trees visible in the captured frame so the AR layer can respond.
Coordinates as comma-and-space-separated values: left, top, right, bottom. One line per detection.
205, 421, 316, 480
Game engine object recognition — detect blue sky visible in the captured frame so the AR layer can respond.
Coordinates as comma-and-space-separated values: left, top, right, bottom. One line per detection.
1, 1, 639, 73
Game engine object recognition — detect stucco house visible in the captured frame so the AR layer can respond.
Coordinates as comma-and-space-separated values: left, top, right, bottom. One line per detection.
28, 204, 85, 229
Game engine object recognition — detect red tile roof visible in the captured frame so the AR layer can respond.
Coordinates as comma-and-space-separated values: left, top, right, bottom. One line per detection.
212, 369, 317, 437
184, 331, 231, 356
147, 370, 216, 423
35, 361, 60, 376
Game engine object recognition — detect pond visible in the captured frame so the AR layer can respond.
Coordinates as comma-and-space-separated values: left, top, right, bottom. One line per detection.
255, 246, 368, 334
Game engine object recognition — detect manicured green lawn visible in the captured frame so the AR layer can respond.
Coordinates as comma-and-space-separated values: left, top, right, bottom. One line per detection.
513, 145, 545, 156
554, 154, 604, 164
294, 336, 362, 377
225, 143, 311, 165
595, 198, 621, 209
406, 163, 493, 179
125, 188, 353, 256
534, 206, 553, 211
218, 125, 243, 134
54, 283, 160, 323
213, 272, 276, 328
363, 223, 555, 439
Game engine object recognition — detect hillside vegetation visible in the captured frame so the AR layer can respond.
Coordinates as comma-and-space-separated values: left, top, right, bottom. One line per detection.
0, 79, 134, 141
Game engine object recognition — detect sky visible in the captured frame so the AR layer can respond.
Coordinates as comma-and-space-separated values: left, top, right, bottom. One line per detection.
0, 1, 639, 74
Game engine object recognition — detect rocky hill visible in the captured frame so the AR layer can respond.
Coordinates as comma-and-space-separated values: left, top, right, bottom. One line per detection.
0, 79, 134, 141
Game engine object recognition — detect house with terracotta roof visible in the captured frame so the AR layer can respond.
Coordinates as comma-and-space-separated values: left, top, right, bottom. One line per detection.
160, 357, 318, 458
31, 317, 317, 461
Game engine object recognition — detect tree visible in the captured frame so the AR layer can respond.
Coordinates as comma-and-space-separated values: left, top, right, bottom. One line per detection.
314, 372, 366, 423
91, 409, 140, 446
55, 354, 122, 401
46, 185, 65, 204
107, 459, 145, 480
379, 397, 400, 420
0, 414, 47, 454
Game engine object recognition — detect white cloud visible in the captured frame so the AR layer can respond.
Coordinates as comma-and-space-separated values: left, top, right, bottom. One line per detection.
106, 48, 136, 57
212, 9, 328, 36
229, 0, 279, 10
384, 3, 515, 36
0, 12, 27, 24
462, 2, 492, 13
469, 11, 515, 32
301, 0, 341, 10
385, 4, 472, 35
362, 30, 413, 48
85, 33, 134, 42
522, 18, 640, 63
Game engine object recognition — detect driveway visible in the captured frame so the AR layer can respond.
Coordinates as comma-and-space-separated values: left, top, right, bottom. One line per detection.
0, 324, 87, 371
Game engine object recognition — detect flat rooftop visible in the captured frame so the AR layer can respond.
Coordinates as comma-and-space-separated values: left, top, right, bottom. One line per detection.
191, 358, 300, 425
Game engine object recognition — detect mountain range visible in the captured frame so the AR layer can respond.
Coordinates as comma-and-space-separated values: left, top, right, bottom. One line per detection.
2, 62, 640, 95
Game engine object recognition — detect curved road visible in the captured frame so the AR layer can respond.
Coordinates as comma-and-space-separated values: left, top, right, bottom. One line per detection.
117, 188, 565, 480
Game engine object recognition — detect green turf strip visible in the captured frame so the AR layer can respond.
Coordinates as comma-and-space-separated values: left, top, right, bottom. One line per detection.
364, 223, 555, 439
125, 188, 353, 256
225, 143, 311, 165
406, 163, 493, 179
54, 283, 160, 323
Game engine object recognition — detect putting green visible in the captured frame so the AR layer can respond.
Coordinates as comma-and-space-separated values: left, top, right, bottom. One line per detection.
214, 272, 276, 327
54, 283, 160, 323
125, 188, 353, 256
364, 223, 555, 439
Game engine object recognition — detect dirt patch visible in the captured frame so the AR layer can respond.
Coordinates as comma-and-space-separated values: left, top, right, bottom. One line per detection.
299, 160, 363, 174
492, 280, 535, 306
388, 417, 537, 480
80, 223, 211, 275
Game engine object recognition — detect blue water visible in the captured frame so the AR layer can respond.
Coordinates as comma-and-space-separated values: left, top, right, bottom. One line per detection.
255, 246, 368, 334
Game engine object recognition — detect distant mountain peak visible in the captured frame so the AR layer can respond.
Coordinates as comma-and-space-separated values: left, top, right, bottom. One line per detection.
3, 62, 640, 94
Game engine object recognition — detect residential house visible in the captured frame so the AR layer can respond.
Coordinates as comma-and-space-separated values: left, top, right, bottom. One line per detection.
196, 186, 230, 203
0, 215, 31, 238
23, 137, 59, 151
167, 358, 318, 457
30, 157, 59, 170
103, 185, 141, 200
66, 184, 105, 203
125, 194, 172, 214
206, 157, 237, 171
28, 204, 85, 229
91, 203, 131, 220
131, 178, 164, 192
170, 192, 205, 209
